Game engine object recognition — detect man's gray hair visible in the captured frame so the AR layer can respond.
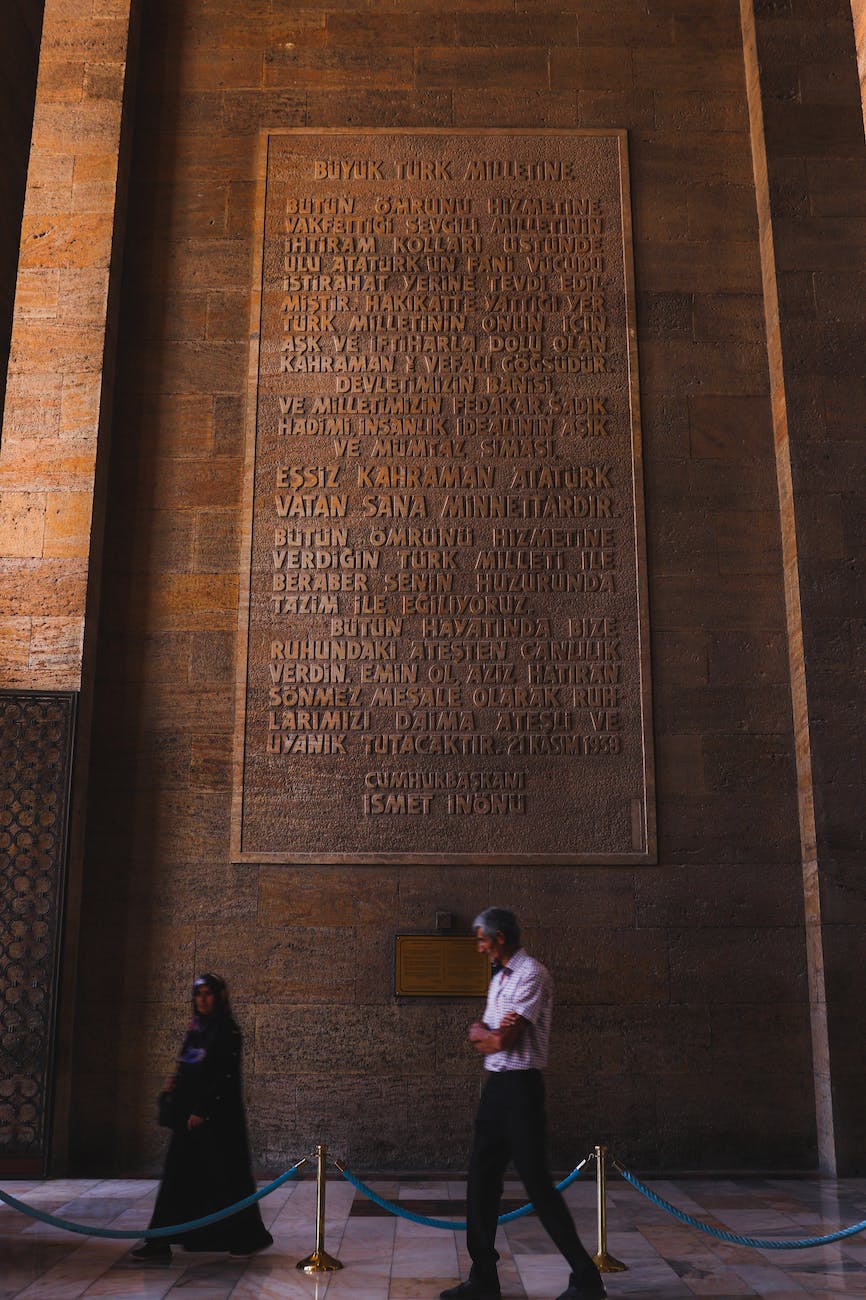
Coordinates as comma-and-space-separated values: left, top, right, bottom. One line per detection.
472, 907, 520, 948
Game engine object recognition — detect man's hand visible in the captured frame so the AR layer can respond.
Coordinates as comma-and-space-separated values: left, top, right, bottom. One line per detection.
468, 1013, 526, 1055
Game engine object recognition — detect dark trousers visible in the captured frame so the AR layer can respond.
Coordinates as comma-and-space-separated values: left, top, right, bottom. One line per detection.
466, 1070, 595, 1282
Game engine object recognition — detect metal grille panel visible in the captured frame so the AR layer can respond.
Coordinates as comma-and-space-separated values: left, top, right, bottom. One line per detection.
0, 691, 76, 1172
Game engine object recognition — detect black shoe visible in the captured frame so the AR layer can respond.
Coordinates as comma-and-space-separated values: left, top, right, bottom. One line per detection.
130, 1240, 172, 1261
556, 1267, 607, 1299
440, 1279, 501, 1300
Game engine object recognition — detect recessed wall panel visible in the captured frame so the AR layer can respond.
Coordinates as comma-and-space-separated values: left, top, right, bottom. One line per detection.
233, 130, 654, 864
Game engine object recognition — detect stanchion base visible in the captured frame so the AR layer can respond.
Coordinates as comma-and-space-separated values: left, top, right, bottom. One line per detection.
296, 1250, 344, 1273
593, 1250, 628, 1273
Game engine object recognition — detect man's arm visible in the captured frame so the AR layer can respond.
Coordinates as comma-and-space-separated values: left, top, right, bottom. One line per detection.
468, 1010, 525, 1055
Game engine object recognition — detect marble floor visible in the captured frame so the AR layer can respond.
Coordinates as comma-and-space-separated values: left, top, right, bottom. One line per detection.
2, 1172, 866, 1298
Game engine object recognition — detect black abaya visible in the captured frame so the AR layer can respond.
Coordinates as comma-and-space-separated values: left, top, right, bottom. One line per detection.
148, 1014, 272, 1253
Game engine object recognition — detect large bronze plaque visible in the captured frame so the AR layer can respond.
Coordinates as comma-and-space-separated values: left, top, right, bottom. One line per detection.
233, 130, 654, 864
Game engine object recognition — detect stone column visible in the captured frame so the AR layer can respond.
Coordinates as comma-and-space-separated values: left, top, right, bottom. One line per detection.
0, 0, 43, 421
853, 0, 866, 129
0, 0, 139, 1172
742, 0, 866, 1174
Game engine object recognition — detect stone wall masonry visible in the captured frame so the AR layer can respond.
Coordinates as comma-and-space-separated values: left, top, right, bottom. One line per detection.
67, 0, 824, 1173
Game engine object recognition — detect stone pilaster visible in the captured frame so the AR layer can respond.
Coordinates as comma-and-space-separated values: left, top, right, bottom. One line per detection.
0, 0, 139, 1172
742, 0, 866, 1174
0, 0, 137, 689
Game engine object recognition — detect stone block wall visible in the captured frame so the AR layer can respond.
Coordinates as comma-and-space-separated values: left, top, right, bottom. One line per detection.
65, 0, 837, 1173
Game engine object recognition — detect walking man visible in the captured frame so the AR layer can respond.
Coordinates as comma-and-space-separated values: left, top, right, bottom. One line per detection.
441, 907, 605, 1300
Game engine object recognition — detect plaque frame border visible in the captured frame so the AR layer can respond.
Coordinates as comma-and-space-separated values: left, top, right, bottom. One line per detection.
394, 934, 491, 998
231, 128, 656, 866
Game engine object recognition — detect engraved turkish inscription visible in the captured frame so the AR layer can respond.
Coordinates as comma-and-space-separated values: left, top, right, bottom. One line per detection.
233, 130, 655, 863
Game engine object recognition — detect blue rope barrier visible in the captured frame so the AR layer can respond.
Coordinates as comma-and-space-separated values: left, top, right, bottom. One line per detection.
617, 1165, 866, 1250
337, 1157, 589, 1230
0, 1159, 306, 1240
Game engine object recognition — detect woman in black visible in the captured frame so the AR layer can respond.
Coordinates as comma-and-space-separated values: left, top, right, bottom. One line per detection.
132, 974, 273, 1261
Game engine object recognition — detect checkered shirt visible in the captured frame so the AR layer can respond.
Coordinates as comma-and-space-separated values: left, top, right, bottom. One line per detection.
482, 947, 552, 1072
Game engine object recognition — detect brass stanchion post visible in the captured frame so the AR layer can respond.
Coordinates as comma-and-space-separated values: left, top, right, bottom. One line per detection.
592, 1144, 627, 1273
296, 1144, 343, 1273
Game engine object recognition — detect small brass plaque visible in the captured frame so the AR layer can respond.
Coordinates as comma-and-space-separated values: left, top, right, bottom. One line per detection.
395, 935, 490, 997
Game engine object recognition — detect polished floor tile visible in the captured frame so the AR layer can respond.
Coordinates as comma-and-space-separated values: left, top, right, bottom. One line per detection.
2, 1174, 866, 1297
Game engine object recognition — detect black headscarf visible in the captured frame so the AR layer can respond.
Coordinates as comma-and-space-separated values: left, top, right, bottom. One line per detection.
192, 972, 230, 1014
177, 973, 231, 1066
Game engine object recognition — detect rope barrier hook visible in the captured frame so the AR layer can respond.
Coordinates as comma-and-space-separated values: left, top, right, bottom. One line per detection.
592, 1145, 627, 1274
296, 1143, 343, 1274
